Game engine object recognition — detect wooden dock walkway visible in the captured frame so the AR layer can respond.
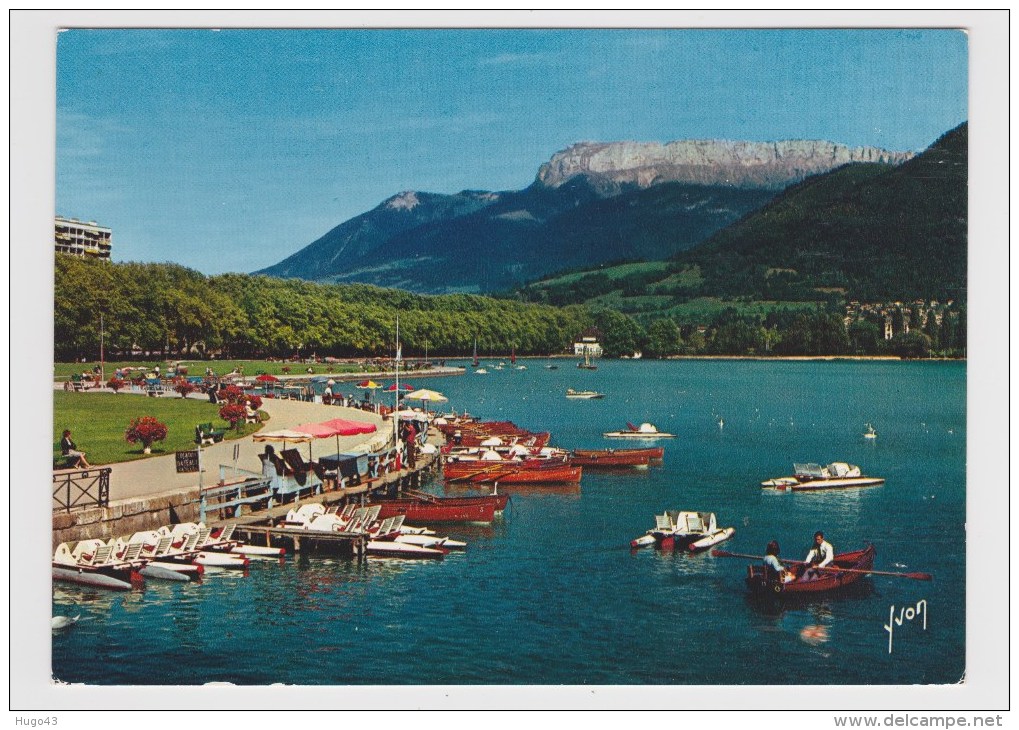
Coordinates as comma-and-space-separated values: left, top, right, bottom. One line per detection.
209, 438, 443, 557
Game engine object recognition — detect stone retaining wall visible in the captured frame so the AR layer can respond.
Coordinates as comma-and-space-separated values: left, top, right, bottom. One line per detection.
52, 488, 200, 549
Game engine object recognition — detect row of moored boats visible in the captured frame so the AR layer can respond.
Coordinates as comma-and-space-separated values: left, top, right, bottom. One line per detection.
436, 415, 671, 484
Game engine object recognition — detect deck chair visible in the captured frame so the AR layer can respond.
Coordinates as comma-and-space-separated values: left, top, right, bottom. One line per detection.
196, 526, 212, 547
344, 507, 368, 532
684, 514, 705, 533
217, 524, 236, 543
280, 449, 312, 486
181, 532, 201, 552
325, 505, 339, 515
370, 516, 395, 537
151, 536, 174, 557
120, 542, 144, 563
90, 544, 114, 566
655, 513, 673, 531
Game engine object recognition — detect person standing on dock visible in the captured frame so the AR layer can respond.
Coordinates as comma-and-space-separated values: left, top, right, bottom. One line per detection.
406, 421, 417, 468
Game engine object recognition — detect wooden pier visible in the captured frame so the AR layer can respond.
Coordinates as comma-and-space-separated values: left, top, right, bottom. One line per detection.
207, 439, 443, 557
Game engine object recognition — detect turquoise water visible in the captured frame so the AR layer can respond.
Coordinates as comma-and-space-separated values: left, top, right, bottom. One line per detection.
52, 360, 966, 685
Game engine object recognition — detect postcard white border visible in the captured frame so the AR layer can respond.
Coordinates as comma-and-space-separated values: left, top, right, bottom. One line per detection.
10, 8, 1010, 716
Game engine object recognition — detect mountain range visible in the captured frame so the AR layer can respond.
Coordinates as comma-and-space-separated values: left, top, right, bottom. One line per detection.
518, 122, 967, 312
256, 138, 914, 294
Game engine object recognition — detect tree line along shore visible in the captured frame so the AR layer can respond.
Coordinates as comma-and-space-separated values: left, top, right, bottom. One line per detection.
55, 256, 966, 362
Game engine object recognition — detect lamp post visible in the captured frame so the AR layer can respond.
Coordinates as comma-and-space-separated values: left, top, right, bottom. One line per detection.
99, 313, 105, 384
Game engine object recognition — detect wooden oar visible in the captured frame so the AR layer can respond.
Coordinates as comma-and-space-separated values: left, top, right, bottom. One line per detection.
445, 463, 509, 483
710, 550, 933, 581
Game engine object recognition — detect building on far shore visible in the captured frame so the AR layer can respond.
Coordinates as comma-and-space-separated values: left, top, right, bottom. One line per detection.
55, 216, 112, 260
573, 329, 603, 358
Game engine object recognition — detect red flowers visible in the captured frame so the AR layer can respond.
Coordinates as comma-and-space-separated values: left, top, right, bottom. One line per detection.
125, 416, 169, 452
219, 403, 247, 429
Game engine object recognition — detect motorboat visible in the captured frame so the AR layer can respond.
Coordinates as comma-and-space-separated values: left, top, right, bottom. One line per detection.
761, 462, 885, 491
604, 422, 675, 439
630, 511, 735, 552
565, 389, 605, 399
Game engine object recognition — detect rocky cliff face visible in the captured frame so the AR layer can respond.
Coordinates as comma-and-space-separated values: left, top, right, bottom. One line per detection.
535, 139, 914, 190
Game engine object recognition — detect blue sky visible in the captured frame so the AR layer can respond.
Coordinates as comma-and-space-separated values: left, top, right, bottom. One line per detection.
56, 28, 968, 275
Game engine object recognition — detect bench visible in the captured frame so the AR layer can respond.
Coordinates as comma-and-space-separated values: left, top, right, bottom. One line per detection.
53, 453, 77, 470
195, 422, 226, 445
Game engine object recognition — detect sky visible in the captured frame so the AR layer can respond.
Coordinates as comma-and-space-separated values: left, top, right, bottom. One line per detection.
55, 27, 969, 275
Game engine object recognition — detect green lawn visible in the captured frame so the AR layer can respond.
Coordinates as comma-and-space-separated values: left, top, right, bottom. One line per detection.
53, 391, 265, 467
53, 359, 373, 382
662, 297, 820, 323
530, 261, 671, 288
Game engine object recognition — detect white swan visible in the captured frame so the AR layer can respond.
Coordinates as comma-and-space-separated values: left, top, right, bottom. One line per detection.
51, 614, 80, 630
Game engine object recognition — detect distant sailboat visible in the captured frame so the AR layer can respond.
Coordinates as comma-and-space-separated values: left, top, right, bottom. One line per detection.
578, 349, 597, 370
511, 347, 516, 365
472, 337, 479, 368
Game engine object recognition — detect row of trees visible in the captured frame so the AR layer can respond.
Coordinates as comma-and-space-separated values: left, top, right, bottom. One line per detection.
55, 257, 964, 362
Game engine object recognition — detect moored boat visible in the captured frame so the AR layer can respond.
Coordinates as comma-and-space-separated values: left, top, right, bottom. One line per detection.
604, 422, 675, 439
569, 449, 650, 468
366, 540, 446, 559
574, 446, 664, 462
443, 460, 582, 485
761, 462, 884, 491
565, 389, 605, 399
52, 541, 144, 591
745, 545, 877, 596
373, 496, 499, 523
630, 511, 735, 552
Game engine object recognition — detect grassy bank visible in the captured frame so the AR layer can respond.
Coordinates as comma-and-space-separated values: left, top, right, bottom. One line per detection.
53, 391, 265, 466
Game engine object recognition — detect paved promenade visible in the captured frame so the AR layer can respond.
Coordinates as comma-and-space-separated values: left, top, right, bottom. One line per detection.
60, 391, 392, 502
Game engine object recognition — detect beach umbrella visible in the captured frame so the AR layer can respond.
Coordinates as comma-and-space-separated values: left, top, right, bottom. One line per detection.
255, 374, 280, 383
357, 379, 382, 402
309, 376, 331, 383
319, 417, 378, 457
295, 419, 379, 460
405, 388, 448, 403
290, 421, 340, 460
320, 418, 378, 436
253, 428, 314, 455
253, 429, 314, 443
383, 382, 414, 409
405, 388, 448, 414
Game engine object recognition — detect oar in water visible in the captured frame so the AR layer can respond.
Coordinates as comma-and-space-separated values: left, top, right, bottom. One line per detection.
710, 549, 933, 581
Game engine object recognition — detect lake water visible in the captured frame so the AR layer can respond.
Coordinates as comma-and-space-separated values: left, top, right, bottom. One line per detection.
52, 359, 966, 685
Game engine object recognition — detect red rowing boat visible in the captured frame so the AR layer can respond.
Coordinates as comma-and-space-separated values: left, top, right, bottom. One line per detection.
570, 450, 651, 467
574, 446, 664, 462
373, 497, 497, 524
443, 460, 582, 484
745, 545, 876, 596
